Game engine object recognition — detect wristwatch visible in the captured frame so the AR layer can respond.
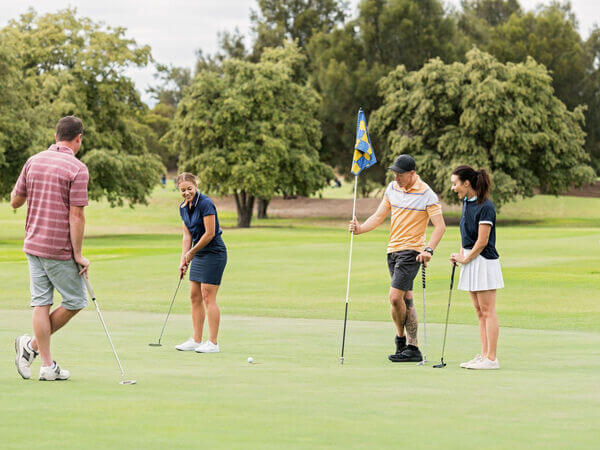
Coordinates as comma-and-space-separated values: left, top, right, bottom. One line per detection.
424, 247, 434, 255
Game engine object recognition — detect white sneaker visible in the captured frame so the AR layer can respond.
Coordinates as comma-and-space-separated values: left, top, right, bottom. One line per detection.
467, 357, 500, 370
195, 341, 220, 353
39, 361, 70, 381
175, 338, 202, 351
15, 334, 37, 379
460, 354, 483, 368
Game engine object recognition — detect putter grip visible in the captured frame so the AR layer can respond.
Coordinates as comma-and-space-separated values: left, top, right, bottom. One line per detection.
421, 263, 426, 289
450, 263, 457, 290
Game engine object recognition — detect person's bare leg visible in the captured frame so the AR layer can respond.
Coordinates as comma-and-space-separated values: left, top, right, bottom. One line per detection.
403, 291, 419, 346
190, 281, 205, 343
31, 306, 80, 356
477, 290, 499, 360
469, 291, 487, 357
32, 306, 53, 366
389, 287, 407, 338
201, 283, 220, 344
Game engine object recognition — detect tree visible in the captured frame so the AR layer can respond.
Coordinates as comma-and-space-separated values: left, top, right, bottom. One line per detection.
0, 8, 164, 205
250, 0, 348, 57
166, 42, 332, 227
307, 0, 467, 177
371, 49, 595, 208
477, 3, 600, 171
0, 45, 38, 198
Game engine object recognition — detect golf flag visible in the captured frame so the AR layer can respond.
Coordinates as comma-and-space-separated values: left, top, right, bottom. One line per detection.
350, 109, 377, 176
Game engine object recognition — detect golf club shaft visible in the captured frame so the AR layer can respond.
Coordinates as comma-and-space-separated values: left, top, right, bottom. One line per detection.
155, 273, 184, 344
82, 275, 126, 378
421, 263, 427, 361
340, 176, 358, 364
439, 264, 457, 361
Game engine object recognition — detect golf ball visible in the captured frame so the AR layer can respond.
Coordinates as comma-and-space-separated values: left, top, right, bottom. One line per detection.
247, 357, 254, 363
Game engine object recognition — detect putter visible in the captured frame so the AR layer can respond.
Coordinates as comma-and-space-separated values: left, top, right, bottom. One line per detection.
433, 263, 457, 369
81, 271, 137, 385
149, 265, 187, 347
417, 263, 428, 366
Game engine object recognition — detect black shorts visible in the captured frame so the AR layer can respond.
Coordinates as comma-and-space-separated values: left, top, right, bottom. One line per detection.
387, 250, 420, 292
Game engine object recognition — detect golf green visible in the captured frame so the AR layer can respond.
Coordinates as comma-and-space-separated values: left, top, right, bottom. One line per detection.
1, 311, 598, 448
1, 193, 599, 448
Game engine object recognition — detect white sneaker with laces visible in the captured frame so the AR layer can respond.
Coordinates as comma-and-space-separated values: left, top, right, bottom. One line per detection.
175, 338, 202, 351
467, 357, 500, 370
39, 361, 70, 381
15, 334, 37, 379
195, 341, 220, 353
460, 354, 483, 368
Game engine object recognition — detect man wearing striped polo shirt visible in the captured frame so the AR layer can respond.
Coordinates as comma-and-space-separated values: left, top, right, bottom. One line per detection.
11, 116, 90, 381
349, 155, 446, 362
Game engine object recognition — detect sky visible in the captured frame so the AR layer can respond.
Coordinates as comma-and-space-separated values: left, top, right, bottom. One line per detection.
0, 0, 598, 106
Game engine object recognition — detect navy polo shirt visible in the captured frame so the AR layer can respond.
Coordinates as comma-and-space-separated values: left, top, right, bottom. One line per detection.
180, 192, 226, 254
459, 197, 499, 260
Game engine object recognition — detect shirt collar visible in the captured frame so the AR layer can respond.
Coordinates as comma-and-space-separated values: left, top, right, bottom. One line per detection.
49, 144, 75, 155
464, 196, 478, 202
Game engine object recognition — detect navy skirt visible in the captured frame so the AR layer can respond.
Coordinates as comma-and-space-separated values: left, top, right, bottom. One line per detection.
189, 251, 227, 285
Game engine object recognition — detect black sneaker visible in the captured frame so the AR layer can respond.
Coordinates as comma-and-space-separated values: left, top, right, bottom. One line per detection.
388, 344, 423, 363
388, 335, 406, 360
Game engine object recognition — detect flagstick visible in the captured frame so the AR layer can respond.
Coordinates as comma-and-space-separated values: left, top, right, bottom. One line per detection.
340, 175, 359, 365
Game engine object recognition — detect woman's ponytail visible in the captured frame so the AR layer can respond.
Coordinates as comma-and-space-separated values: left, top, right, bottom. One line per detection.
475, 169, 491, 203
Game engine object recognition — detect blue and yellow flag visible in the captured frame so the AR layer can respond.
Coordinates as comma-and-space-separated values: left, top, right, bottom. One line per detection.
350, 109, 377, 176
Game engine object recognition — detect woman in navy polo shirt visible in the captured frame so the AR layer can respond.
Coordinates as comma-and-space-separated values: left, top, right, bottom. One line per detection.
174, 172, 227, 354
450, 166, 504, 370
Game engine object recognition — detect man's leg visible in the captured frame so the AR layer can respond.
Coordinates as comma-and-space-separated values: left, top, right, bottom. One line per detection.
31, 306, 80, 365
389, 287, 407, 338
403, 291, 419, 346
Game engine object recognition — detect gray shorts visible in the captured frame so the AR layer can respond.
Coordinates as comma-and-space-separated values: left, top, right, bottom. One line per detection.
387, 250, 421, 292
26, 254, 88, 310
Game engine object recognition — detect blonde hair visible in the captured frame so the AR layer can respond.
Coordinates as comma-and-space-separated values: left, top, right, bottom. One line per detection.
176, 172, 197, 187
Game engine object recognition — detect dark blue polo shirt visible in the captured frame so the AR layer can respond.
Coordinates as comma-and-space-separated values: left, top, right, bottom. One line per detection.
459, 197, 499, 260
180, 192, 226, 255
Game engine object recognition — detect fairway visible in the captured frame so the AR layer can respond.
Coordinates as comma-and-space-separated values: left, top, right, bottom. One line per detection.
1, 192, 599, 448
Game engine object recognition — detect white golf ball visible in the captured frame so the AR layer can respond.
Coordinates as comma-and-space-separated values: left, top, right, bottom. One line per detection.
247, 357, 254, 363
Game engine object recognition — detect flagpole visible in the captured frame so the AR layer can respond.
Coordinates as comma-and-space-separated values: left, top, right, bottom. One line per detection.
340, 174, 359, 365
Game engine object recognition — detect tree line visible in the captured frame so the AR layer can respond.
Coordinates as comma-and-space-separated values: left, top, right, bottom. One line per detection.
1, 1, 597, 227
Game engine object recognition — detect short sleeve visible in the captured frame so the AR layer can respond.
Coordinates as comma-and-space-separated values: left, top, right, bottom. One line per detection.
478, 202, 495, 226
69, 166, 89, 206
12, 161, 29, 197
425, 189, 442, 217
200, 198, 217, 217
383, 182, 393, 209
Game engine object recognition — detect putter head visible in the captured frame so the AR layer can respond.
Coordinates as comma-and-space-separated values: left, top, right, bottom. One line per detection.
433, 358, 447, 368
148, 343, 162, 347
120, 380, 137, 385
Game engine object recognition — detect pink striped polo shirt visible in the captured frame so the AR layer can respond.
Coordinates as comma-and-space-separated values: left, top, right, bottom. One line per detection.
12, 144, 89, 260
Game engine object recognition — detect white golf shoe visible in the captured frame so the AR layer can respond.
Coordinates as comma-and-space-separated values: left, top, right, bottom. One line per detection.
15, 334, 37, 379
467, 357, 500, 370
39, 361, 70, 381
195, 341, 220, 353
175, 338, 202, 351
460, 354, 483, 368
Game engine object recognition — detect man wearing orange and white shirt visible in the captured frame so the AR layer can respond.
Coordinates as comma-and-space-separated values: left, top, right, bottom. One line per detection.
349, 154, 446, 362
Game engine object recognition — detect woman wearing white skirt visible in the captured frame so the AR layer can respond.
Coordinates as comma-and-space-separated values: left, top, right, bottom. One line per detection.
450, 166, 503, 370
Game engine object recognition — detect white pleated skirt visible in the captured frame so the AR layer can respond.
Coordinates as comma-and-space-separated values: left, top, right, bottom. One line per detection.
458, 249, 504, 292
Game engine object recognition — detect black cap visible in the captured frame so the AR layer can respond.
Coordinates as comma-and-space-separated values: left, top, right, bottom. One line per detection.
388, 154, 416, 173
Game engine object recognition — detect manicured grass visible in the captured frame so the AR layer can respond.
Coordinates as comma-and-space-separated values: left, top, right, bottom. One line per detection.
1, 311, 599, 449
2, 224, 599, 331
1, 191, 599, 448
